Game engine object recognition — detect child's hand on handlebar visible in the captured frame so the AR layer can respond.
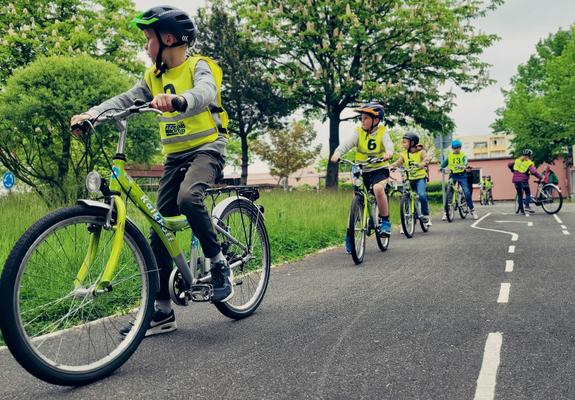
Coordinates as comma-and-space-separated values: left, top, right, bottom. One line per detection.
70, 113, 93, 137
151, 94, 186, 112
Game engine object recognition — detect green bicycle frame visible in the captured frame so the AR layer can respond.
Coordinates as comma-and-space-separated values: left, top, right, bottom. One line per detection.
74, 157, 187, 291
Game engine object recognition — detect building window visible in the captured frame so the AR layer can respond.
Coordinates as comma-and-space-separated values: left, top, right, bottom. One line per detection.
474, 141, 488, 149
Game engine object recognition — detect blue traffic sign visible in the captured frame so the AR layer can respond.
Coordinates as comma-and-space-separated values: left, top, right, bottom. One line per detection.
2, 172, 15, 190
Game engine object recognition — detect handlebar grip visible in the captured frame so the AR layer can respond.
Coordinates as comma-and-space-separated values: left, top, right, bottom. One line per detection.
171, 96, 188, 113
71, 120, 91, 133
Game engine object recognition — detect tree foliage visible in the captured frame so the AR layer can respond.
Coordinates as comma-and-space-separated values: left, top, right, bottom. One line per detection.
253, 120, 321, 188
195, 1, 296, 184
493, 27, 575, 164
0, 55, 158, 203
233, 0, 502, 186
0, 0, 145, 85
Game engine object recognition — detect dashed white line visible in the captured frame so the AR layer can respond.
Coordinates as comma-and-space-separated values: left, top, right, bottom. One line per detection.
497, 283, 511, 303
505, 260, 514, 272
561, 225, 567, 230
563, 230, 570, 236
474, 332, 503, 400
508, 245, 515, 254
554, 214, 563, 224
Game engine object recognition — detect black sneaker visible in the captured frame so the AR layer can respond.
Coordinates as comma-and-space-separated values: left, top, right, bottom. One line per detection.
211, 259, 234, 302
120, 309, 177, 337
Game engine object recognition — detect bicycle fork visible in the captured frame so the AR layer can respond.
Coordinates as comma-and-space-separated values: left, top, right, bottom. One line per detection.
74, 195, 127, 296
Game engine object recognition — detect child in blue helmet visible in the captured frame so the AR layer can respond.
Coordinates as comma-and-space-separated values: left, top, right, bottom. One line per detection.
440, 140, 478, 220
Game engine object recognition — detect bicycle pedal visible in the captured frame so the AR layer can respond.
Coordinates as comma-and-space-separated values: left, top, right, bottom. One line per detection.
189, 284, 212, 302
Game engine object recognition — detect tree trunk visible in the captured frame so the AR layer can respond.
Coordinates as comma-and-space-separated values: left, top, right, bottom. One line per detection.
240, 133, 249, 185
326, 114, 341, 188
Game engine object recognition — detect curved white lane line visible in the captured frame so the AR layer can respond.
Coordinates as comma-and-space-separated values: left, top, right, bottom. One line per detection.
471, 213, 519, 241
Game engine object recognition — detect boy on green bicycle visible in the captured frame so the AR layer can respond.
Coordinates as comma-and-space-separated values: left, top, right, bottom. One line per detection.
439, 140, 478, 220
330, 102, 394, 250
71, 6, 232, 336
390, 132, 433, 226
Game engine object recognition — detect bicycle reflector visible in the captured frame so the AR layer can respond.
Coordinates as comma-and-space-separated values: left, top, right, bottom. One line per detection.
86, 171, 102, 193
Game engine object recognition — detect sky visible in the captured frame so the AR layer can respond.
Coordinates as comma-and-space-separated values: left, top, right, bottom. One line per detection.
133, 0, 575, 169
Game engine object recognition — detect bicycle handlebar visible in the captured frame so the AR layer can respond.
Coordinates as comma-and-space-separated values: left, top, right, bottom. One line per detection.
338, 157, 388, 168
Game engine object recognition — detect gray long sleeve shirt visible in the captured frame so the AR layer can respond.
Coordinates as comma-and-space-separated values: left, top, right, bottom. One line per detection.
86, 60, 226, 158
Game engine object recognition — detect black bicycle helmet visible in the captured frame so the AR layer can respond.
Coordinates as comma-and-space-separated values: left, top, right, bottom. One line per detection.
521, 149, 533, 157
353, 101, 385, 120
402, 132, 419, 147
131, 6, 197, 75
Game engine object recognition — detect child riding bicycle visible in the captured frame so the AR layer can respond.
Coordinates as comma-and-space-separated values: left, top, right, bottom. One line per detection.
330, 102, 394, 251
389, 132, 433, 226
440, 140, 478, 220
70, 6, 231, 336
508, 149, 542, 215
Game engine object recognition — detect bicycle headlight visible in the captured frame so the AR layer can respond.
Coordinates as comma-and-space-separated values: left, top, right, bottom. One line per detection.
350, 165, 362, 187
85, 171, 102, 193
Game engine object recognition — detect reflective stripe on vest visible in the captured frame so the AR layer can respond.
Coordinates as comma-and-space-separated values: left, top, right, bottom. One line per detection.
401, 150, 427, 180
144, 55, 229, 154
447, 152, 466, 174
355, 125, 388, 171
513, 158, 534, 174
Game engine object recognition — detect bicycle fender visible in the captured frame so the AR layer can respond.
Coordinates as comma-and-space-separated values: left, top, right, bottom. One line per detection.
211, 196, 264, 221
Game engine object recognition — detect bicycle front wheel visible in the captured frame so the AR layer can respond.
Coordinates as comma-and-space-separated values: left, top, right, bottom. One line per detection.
213, 199, 271, 320
540, 184, 563, 214
348, 195, 366, 265
458, 191, 469, 219
445, 187, 455, 223
400, 193, 415, 238
0, 205, 157, 386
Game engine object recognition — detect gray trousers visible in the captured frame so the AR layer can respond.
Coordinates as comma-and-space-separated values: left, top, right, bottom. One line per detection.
150, 151, 224, 300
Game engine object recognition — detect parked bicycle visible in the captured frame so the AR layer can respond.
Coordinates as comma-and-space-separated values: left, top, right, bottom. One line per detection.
340, 158, 389, 265
443, 169, 469, 222
0, 101, 271, 386
397, 167, 430, 238
514, 180, 563, 214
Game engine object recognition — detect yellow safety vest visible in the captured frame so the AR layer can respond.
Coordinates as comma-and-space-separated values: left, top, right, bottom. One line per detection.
513, 158, 534, 174
355, 125, 388, 170
447, 152, 466, 174
144, 55, 229, 154
401, 149, 427, 180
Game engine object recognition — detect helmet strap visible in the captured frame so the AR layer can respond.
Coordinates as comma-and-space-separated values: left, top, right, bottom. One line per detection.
153, 29, 168, 77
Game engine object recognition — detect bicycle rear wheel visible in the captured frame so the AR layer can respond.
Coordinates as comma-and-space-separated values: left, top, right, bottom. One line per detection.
400, 193, 415, 238
540, 184, 563, 214
213, 199, 271, 320
348, 195, 366, 265
0, 205, 156, 386
458, 190, 469, 219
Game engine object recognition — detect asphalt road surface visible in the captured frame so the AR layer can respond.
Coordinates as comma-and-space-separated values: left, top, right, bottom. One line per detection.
1, 202, 574, 400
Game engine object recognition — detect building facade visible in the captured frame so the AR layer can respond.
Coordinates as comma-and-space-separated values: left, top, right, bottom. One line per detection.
454, 134, 514, 160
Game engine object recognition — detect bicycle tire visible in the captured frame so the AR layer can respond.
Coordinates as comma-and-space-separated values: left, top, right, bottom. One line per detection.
0, 205, 156, 386
400, 193, 415, 238
213, 199, 271, 319
458, 193, 469, 219
445, 187, 455, 223
348, 195, 366, 265
540, 184, 563, 214
419, 201, 430, 233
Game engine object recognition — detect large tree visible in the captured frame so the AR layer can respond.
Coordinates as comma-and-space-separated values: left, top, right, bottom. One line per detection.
0, 0, 144, 85
195, 2, 296, 184
233, 0, 502, 187
492, 27, 574, 164
0, 55, 158, 203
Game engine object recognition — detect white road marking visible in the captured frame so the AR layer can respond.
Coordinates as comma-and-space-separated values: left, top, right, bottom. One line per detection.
471, 213, 518, 241
497, 283, 511, 303
508, 245, 515, 253
505, 260, 514, 272
554, 214, 563, 224
563, 230, 570, 236
561, 225, 567, 230
474, 332, 503, 400
495, 220, 533, 227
